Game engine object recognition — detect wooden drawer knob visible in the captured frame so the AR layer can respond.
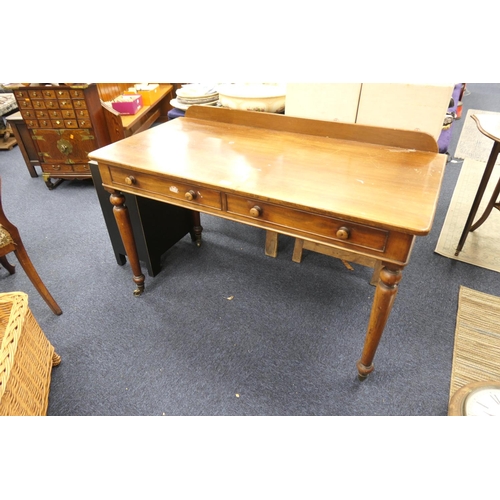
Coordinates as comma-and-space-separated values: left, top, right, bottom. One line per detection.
124, 175, 136, 185
185, 190, 197, 201
336, 226, 350, 240
249, 206, 262, 217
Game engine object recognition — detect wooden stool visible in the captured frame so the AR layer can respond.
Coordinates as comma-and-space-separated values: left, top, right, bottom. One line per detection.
455, 114, 500, 256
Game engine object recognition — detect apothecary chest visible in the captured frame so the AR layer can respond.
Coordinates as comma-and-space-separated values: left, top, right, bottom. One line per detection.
12, 83, 111, 189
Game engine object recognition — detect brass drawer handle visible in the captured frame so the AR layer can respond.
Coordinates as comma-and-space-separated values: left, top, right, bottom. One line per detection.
249, 206, 262, 217
185, 190, 197, 201
124, 175, 136, 185
336, 226, 350, 240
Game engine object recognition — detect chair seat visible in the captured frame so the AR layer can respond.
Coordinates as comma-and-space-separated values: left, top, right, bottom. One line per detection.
0, 224, 14, 247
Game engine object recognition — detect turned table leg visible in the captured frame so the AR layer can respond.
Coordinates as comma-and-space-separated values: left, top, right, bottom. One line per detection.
190, 211, 203, 247
357, 264, 403, 380
109, 190, 145, 296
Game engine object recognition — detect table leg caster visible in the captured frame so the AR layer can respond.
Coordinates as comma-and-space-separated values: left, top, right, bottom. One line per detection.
357, 360, 374, 381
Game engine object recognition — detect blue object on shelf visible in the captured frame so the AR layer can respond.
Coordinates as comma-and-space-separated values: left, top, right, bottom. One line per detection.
168, 107, 185, 120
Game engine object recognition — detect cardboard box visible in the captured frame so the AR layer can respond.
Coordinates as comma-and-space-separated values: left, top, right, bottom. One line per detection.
111, 94, 143, 115
136, 84, 160, 106
285, 83, 362, 123
356, 83, 455, 140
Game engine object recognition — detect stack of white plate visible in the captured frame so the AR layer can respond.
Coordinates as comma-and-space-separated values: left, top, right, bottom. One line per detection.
170, 84, 219, 111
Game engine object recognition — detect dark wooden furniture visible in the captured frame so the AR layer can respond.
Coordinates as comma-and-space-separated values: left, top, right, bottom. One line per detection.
6, 83, 176, 189
10, 84, 111, 189
0, 177, 62, 315
6, 111, 40, 178
89, 106, 446, 380
90, 162, 199, 277
455, 114, 500, 256
96, 83, 174, 142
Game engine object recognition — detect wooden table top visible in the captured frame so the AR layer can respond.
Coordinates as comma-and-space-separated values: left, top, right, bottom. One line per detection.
89, 116, 447, 235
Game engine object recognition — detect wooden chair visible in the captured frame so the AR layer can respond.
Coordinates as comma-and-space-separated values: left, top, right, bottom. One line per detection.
455, 113, 500, 256
0, 177, 62, 315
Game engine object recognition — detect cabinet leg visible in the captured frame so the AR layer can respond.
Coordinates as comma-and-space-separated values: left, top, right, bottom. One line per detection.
42, 174, 64, 190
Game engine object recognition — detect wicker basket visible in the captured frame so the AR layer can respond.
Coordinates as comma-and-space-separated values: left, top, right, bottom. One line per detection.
0, 292, 61, 416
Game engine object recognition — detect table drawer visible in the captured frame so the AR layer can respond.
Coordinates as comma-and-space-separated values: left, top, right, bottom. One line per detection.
226, 195, 389, 252
108, 167, 222, 211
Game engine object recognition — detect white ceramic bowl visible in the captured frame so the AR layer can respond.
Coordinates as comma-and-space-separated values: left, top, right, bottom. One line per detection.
217, 84, 286, 113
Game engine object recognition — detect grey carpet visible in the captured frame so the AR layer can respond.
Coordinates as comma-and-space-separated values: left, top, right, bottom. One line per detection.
2, 83, 500, 415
